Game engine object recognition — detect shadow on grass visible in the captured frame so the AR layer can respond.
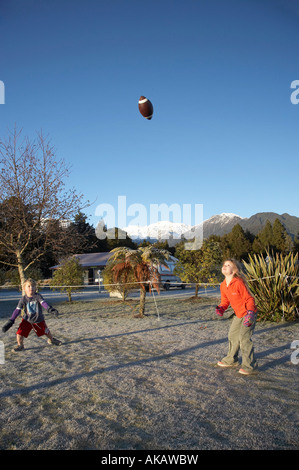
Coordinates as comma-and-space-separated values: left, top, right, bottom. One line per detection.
63, 318, 211, 345
0, 334, 228, 399
1, 317, 297, 397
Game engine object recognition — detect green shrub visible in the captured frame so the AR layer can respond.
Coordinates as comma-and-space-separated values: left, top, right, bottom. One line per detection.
243, 251, 299, 322
50, 257, 84, 302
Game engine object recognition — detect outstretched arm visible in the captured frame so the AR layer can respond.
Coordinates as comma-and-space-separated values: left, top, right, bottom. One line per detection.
40, 298, 59, 316
2, 306, 21, 333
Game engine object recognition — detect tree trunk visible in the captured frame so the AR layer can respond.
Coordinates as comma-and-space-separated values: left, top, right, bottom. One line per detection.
194, 284, 201, 298
16, 250, 26, 293
135, 288, 146, 317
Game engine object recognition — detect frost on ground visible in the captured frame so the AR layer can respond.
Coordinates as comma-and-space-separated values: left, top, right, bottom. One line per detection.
0, 294, 298, 450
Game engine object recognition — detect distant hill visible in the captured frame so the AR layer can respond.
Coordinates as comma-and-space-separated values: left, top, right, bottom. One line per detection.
239, 212, 299, 238
184, 212, 299, 240
122, 212, 299, 244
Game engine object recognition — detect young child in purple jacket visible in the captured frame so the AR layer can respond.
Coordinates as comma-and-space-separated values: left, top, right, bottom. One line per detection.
2, 278, 62, 352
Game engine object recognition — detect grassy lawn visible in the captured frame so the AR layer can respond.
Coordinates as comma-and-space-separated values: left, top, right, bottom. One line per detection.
0, 294, 298, 450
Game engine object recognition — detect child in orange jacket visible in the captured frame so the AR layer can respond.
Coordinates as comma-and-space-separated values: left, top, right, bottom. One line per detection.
216, 259, 258, 375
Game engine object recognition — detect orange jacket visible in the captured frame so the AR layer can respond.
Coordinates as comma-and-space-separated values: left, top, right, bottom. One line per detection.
219, 276, 257, 318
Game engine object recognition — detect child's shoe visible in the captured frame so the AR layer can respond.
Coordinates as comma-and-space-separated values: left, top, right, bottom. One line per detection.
239, 368, 257, 375
47, 337, 62, 346
12, 345, 24, 352
217, 360, 238, 367
217, 361, 231, 367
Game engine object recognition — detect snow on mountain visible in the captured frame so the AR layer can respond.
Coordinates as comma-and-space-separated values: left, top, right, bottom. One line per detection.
209, 213, 243, 223
123, 221, 192, 241
202, 213, 244, 229
123, 214, 243, 242
183, 213, 244, 239
121, 212, 299, 243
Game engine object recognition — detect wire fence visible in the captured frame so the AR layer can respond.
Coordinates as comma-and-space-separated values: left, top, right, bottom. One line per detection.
0, 274, 298, 291
0, 275, 298, 321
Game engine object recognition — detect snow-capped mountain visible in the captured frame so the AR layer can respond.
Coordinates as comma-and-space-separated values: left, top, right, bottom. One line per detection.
123, 221, 192, 241
121, 212, 299, 244
123, 214, 242, 243
206, 213, 243, 225
184, 213, 244, 239
194, 212, 299, 238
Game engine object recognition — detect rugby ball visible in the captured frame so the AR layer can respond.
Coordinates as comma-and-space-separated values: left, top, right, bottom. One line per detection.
138, 96, 154, 120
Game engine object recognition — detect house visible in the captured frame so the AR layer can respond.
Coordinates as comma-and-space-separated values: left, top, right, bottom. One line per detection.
51, 252, 184, 289
51, 252, 112, 285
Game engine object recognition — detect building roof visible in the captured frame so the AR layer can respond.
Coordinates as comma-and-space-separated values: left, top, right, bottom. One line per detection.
50, 252, 178, 270
50, 252, 112, 270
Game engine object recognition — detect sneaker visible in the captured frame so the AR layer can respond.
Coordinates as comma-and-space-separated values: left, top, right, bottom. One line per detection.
47, 337, 62, 346
239, 368, 255, 375
12, 345, 24, 352
217, 361, 238, 367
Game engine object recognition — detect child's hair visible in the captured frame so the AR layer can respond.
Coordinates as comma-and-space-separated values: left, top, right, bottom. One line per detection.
23, 278, 37, 290
223, 258, 249, 285
224, 258, 243, 275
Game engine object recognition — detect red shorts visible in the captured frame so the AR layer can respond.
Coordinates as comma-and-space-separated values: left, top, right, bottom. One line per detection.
16, 319, 49, 338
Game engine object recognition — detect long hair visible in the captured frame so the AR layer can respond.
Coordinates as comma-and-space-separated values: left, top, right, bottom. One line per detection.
224, 258, 249, 287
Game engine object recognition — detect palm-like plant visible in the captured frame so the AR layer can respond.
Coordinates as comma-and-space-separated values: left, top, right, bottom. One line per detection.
243, 251, 299, 322
102, 260, 138, 301
109, 246, 170, 317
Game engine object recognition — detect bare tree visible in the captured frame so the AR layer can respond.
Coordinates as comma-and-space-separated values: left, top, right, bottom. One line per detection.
0, 126, 88, 286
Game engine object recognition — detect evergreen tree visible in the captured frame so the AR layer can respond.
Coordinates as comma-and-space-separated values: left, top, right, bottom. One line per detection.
152, 240, 175, 256
106, 228, 137, 250
253, 220, 273, 253
253, 219, 293, 255
272, 219, 292, 253
71, 211, 109, 253
224, 224, 252, 261
293, 232, 299, 254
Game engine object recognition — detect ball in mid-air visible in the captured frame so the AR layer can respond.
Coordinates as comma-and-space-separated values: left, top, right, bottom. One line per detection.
138, 96, 154, 120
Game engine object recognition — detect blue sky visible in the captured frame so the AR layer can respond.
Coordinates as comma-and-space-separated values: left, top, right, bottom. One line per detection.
1, 0, 299, 229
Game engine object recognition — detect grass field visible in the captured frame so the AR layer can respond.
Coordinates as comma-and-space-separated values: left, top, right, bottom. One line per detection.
0, 293, 298, 450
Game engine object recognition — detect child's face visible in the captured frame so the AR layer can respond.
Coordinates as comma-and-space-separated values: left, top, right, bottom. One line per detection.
24, 282, 36, 297
221, 261, 235, 277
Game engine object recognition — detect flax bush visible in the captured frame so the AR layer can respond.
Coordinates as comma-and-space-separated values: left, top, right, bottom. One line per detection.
243, 251, 299, 322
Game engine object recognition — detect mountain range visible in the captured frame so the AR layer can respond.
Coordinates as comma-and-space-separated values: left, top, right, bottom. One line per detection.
123, 221, 191, 241
123, 212, 299, 244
